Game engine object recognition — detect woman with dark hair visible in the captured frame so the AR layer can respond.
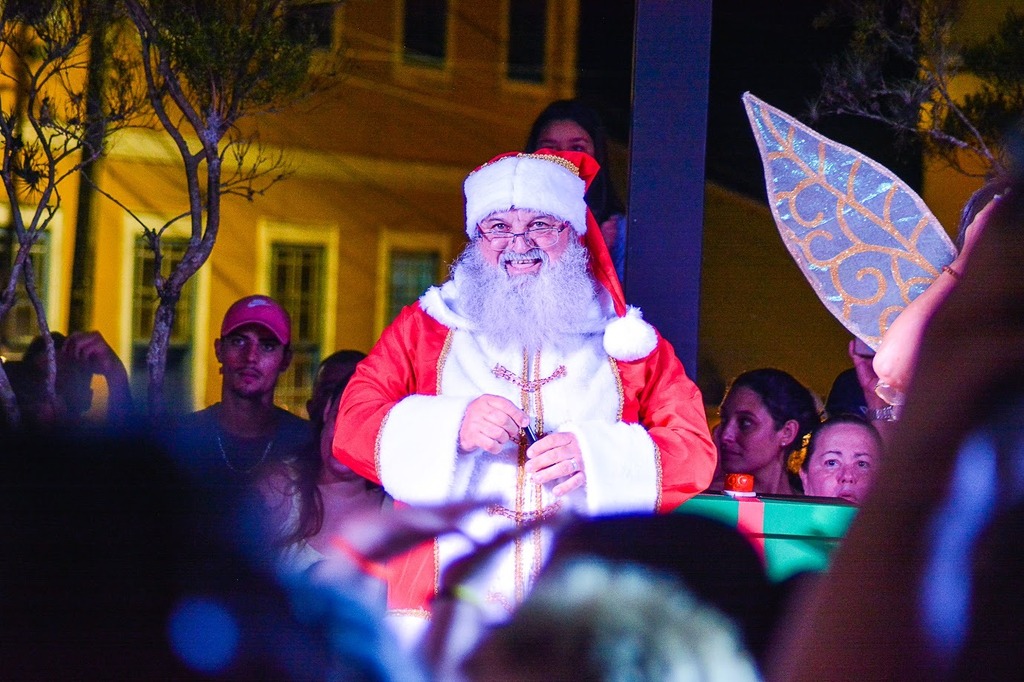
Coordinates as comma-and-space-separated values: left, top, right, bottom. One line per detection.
270, 349, 391, 570
798, 414, 882, 505
525, 99, 628, 279
714, 368, 820, 495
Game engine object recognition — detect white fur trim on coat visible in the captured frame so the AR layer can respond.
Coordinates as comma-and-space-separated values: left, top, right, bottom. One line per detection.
603, 306, 658, 362
377, 394, 474, 504
419, 285, 464, 330
559, 420, 659, 514
464, 155, 587, 237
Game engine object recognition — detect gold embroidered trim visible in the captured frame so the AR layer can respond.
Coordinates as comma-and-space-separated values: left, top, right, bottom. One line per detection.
486, 500, 562, 523
387, 608, 431, 620
374, 409, 390, 482
498, 348, 558, 605
608, 356, 624, 422
653, 441, 663, 512
433, 538, 441, 596
487, 590, 518, 616
436, 329, 454, 395
468, 152, 580, 178
434, 333, 453, 597
514, 350, 529, 602
492, 363, 566, 392
517, 152, 580, 175
532, 350, 546, 442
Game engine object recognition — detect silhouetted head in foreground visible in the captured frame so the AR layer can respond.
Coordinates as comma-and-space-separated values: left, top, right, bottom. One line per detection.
0, 426, 418, 681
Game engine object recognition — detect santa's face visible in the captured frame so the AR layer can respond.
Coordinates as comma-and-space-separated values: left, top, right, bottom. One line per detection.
476, 208, 572, 276
454, 231, 596, 353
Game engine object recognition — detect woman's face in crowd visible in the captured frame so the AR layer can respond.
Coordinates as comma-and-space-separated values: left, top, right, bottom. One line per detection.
800, 422, 879, 505
536, 120, 596, 156
716, 386, 790, 475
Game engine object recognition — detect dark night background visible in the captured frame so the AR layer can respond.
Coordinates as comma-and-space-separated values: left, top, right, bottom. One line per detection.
575, 0, 921, 201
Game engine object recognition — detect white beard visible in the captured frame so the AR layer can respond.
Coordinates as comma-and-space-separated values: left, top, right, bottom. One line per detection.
452, 238, 600, 353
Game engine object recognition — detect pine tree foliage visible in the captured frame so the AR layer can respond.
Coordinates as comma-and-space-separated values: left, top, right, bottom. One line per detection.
813, 0, 1024, 177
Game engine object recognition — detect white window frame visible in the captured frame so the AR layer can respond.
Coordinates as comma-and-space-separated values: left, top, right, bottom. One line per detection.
255, 219, 339, 357
393, 0, 457, 85
0, 205, 66, 335
500, 0, 576, 98
375, 229, 454, 338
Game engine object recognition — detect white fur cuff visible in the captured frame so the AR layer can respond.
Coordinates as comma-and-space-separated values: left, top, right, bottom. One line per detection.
560, 420, 659, 515
378, 394, 473, 504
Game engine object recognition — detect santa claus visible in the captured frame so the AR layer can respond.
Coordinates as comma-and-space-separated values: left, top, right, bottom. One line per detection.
333, 149, 716, 642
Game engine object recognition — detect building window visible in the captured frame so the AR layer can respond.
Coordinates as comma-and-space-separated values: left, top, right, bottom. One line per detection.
0, 229, 50, 353
507, 0, 547, 83
403, 0, 448, 65
285, 1, 335, 50
375, 230, 451, 337
270, 242, 325, 414
388, 250, 440, 322
131, 237, 196, 413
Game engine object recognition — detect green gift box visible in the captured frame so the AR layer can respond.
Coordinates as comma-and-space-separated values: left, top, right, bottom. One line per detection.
676, 492, 858, 582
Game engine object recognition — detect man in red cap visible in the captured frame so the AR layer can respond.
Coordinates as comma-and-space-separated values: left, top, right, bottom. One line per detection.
170, 295, 318, 558
333, 151, 716, 643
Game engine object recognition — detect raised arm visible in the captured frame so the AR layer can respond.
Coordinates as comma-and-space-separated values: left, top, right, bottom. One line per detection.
872, 195, 1002, 403
772, 177, 1024, 681
62, 331, 133, 424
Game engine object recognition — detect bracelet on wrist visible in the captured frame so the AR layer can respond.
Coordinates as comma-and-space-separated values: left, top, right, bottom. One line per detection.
867, 404, 901, 422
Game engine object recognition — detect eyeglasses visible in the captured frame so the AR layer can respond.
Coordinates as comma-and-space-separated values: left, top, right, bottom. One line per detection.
476, 222, 568, 251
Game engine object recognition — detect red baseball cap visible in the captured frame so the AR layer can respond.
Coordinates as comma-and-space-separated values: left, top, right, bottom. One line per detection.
220, 295, 291, 345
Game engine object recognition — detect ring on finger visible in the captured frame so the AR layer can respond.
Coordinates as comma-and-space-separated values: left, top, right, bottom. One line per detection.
568, 458, 579, 473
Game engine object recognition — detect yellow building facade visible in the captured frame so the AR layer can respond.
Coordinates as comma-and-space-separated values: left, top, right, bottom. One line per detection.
13, 1, 579, 415
4, 0, 1015, 418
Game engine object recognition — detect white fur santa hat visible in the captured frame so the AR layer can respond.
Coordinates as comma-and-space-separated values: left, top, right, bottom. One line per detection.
463, 150, 657, 361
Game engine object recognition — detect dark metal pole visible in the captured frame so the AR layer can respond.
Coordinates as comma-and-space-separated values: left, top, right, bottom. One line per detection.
626, 0, 712, 380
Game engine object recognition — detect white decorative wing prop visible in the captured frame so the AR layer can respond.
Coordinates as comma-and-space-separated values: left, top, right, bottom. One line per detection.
743, 92, 958, 350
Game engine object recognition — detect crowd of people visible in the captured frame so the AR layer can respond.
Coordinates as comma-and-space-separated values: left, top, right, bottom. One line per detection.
1, 99, 1021, 680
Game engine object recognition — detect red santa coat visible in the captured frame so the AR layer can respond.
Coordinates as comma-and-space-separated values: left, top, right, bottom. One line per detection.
333, 280, 715, 625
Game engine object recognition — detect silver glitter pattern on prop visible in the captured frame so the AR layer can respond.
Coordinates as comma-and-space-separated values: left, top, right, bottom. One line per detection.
743, 92, 958, 350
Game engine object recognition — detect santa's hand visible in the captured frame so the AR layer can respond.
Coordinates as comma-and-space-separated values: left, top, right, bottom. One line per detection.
458, 395, 527, 454
525, 432, 585, 496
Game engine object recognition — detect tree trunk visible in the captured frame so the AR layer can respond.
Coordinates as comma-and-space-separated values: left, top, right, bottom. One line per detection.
68, 15, 111, 332
0, 240, 54, 428
145, 297, 177, 419
23, 259, 59, 418
0, 234, 29, 430
0, 362, 19, 429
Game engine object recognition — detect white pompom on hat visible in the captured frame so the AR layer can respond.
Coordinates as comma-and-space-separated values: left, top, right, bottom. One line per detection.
463, 150, 658, 361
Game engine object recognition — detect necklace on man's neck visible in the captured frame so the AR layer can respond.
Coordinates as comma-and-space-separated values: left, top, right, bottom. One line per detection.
216, 431, 274, 475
